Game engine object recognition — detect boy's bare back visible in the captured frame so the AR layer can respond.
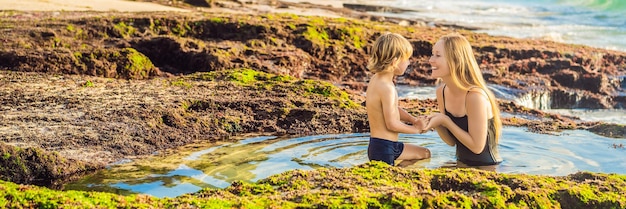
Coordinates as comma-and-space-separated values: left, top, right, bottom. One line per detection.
366, 74, 401, 141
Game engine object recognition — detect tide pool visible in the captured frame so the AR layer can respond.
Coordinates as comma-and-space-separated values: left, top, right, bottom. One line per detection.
64, 127, 625, 198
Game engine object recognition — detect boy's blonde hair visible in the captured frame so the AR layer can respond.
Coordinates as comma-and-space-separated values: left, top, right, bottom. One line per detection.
367, 33, 413, 73
439, 33, 502, 142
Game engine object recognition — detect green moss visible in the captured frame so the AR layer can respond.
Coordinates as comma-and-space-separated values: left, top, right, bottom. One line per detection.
247, 39, 266, 48
296, 80, 359, 109
171, 79, 192, 89
171, 21, 191, 36
0, 180, 163, 208
221, 68, 294, 86
113, 21, 136, 38
192, 68, 357, 109
74, 28, 86, 39
309, 17, 326, 26
227, 69, 260, 85
83, 80, 94, 87
304, 26, 329, 46
1, 161, 626, 208
335, 17, 348, 24
337, 26, 366, 48
221, 118, 241, 133
66, 24, 75, 32
285, 13, 300, 20
51, 37, 61, 48
72, 51, 83, 59
192, 72, 218, 81
264, 14, 277, 21
120, 48, 154, 79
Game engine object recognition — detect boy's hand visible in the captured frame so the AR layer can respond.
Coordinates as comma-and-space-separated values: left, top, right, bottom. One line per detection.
413, 116, 429, 133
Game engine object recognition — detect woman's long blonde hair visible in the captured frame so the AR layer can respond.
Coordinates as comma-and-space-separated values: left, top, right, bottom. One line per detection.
440, 33, 502, 142
367, 32, 413, 73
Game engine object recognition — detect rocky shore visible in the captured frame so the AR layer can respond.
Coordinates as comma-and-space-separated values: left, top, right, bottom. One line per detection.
0, 0, 625, 207
2, 161, 625, 208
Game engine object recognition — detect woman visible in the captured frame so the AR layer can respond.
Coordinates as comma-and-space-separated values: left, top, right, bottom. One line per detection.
425, 33, 502, 169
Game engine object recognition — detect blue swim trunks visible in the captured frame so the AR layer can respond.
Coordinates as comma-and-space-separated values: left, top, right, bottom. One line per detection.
367, 137, 404, 166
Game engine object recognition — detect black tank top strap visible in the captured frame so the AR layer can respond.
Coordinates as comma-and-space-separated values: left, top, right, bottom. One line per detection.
442, 84, 447, 110
465, 86, 488, 108
465, 86, 484, 95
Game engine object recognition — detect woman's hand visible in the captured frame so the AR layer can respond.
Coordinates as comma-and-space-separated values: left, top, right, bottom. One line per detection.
425, 113, 450, 131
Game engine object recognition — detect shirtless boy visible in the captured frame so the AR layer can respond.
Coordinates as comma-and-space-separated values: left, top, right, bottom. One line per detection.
366, 32, 431, 166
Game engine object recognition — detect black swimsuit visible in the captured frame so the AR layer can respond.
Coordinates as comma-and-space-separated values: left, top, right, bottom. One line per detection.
443, 86, 502, 166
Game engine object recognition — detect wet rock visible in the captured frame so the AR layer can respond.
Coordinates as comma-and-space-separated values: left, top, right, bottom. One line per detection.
0, 143, 102, 188
550, 88, 611, 109
588, 123, 626, 138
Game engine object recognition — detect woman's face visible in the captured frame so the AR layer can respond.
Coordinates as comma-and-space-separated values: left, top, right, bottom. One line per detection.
428, 40, 450, 78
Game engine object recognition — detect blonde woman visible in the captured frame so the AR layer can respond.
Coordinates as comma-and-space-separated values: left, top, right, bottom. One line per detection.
425, 33, 502, 168
366, 32, 431, 166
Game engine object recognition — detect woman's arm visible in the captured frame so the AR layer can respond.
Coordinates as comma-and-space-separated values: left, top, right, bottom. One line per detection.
432, 85, 456, 146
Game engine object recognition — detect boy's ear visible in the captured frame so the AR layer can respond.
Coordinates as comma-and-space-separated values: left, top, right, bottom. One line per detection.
391, 57, 399, 65
390, 57, 401, 71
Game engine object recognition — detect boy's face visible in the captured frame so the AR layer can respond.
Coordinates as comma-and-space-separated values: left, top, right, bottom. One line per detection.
394, 57, 410, 75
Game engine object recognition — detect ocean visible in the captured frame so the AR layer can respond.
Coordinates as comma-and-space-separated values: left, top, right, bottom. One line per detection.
365, 0, 626, 52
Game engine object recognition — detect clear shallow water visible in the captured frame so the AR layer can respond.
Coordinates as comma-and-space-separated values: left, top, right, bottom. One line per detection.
363, 0, 626, 52
396, 85, 437, 100
544, 109, 626, 125
64, 127, 625, 198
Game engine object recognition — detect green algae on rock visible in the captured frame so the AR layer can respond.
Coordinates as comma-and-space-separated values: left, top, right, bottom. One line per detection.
195, 68, 359, 109
0, 143, 103, 188
587, 123, 626, 139
1, 161, 625, 208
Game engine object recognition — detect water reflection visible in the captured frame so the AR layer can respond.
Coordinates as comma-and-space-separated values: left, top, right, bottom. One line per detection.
64, 127, 625, 198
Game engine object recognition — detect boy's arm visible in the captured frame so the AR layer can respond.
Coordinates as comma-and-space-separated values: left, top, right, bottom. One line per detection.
380, 85, 422, 134
398, 107, 428, 133
398, 107, 419, 124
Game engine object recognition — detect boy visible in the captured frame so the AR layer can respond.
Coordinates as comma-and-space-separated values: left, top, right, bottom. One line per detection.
366, 33, 431, 166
